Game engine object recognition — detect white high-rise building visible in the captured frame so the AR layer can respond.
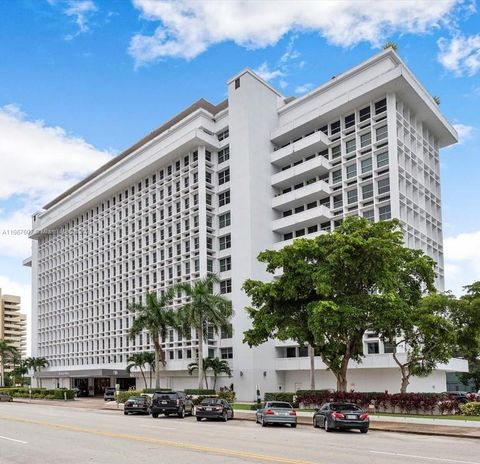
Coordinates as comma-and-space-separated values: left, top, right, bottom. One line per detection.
26, 49, 466, 399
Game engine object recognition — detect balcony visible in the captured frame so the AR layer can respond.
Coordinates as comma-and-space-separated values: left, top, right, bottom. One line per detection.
272, 181, 330, 212
271, 156, 330, 189
271, 131, 330, 168
271, 229, 327, 250
272, 205, 331, 234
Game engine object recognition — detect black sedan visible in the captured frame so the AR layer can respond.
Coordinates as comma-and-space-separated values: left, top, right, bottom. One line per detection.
313, 402, 369, 433
124, 395, 151, 415
0, 393, 13, 402
196, 398, 234, 422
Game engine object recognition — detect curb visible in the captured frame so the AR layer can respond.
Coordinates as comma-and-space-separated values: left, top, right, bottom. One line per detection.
232, 414, 480, 440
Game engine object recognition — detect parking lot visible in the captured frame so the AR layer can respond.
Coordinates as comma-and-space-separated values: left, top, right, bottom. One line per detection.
1, 402, 479, 464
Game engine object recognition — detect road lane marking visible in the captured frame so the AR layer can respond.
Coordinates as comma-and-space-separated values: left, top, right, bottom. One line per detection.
0, 415, 316, 464
370, 450, 480, 464
0, 435, 27, 444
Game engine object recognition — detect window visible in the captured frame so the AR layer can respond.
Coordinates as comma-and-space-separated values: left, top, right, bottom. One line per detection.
283, 232, 293, 240
220, 347, 233, 359
347, 189, 358, 204
360, 132, 371, 148
359, 106, 371, 122
375, 98, 387, 114
361, 157, 372, 173
298, 346, 308, 357
219, 256, 231, 272
220, 279, 232, 294
235, 78, 240, 89
332, 169, 342, 183
331, 145, 341, 160
219, 190, 230, 207
217, 128, 229, 141
346, 163, 357, 179
221, 324, 233, 339
378, 178, 390, 195
219, 212, 231, 228
218, 168, 230, 185
333, 194, 343, 209
345, 139, 356, 154
219, 234, 231, 250
362, 183, 373, 199
218, 146, 230, 164
376, 151, 389, 168
286, 347, 296, 358
344, 113, 355, 128
367, 341, 380, 354
383, 341, 396, 354
376, 125, 388, 141
363, 209, 374, 221
379, 204, 391, 220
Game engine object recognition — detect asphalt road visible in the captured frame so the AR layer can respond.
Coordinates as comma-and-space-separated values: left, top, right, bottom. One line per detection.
0, 402, 479, 464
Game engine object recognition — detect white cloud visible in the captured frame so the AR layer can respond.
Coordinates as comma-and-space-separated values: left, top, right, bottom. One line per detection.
452, 123, 476, 143
444, 230, 480, 296
129, 0, 460, 64
438, 33, 480, 76
294, 83, 314, 94
48, 0, 97, 39
0, 104, 112, 259
0, 275, 31, 355
253, 62, 284, 82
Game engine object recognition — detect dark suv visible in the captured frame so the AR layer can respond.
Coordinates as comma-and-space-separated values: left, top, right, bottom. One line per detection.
151, 391, 194, 418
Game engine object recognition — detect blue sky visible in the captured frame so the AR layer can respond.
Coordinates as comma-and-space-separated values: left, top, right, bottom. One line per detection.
0, 0, 479, 325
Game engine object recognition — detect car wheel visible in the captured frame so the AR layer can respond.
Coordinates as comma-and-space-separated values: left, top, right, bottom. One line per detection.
360, 428, 368, 434
178, 408, 185, 419
325, 419, 331, 432
313, 418, 319, 428
152, 413, 159, 418
261, 417, 267, 427
165, 413, 170, 417
124, 411, 128, 415
291, 423, 297, 428
196, 417, 202, 422
222, 412, 228, 422
230, 411, 234, 420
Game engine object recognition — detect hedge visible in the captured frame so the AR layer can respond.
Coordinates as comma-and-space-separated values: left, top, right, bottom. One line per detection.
264, 392, 296, 403
294, 390, 460, 415
460, 402, 480, 416
0, 387, 75, 400
217, 390, 236, 403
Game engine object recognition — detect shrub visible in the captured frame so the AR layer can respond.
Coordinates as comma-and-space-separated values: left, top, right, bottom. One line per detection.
0, 387, 74, 400
264, 392, 295, 403
184, 389, 216, 396
142, 388, 171, 394
116, 390, 144, 404
461, 402, 480, 416
218, 390, 236, 403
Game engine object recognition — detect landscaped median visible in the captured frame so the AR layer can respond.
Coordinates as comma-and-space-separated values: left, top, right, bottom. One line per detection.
0, 387, 75, 400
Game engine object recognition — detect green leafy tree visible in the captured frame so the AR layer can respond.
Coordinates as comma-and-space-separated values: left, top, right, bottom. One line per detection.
0, 339, 19, 386
25, 357, 49, 387
460, 360, 480, 391
381, 293, 457, 393
128, 290, 177, 389
142, 351, 155, 389
187, 359, 210, 389
176, 274, 233, 389
207, 357, 232, 391
12, 361, 29, 386
126, 352, 149, 389
244, 217, 435, 392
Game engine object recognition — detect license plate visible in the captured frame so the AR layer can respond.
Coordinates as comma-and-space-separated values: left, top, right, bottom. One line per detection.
133, 405, 139, 408
162, 401, 167, 404
346, 414, 357, 419
205, 407, 212, 411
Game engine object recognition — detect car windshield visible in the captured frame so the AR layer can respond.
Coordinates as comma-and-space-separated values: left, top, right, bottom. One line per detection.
330, 403, 361, 411
155, 392, 177, 400
201, 398, 222, 405
128, 396, 143, 401
267, 402, 292, 409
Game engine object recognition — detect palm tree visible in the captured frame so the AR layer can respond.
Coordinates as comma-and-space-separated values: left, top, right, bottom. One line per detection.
142, 351, 155, 389
126, 353, 148, 389
0, 339, 19, 387
176, 274, 233, 390
187, 359, 209, 389
12, 361, 28, 386
383, 41, 398, 52
206, 357, 232, 391
128, 290, 177, 389
433, 95, 441, 105
25, 357, 49, 387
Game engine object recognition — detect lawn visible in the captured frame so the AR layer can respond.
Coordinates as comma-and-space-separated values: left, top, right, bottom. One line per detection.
373, 412, 480, 421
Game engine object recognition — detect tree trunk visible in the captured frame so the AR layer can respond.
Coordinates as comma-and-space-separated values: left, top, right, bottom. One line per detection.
213, 374, 217, 391
335, 370, 348, 392
0, 362, 4, 388
400, 374, 410, 394
308, 344, 316, 390
197, 329, 204, 390
392, 351, 410, 394
153, 338, 162, 389
140, 367, 147, 390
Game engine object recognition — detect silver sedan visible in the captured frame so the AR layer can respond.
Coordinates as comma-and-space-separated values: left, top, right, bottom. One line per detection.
255, 401, 297, 428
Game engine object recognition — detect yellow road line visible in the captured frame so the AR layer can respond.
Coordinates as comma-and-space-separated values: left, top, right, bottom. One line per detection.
0, 415, 317, 464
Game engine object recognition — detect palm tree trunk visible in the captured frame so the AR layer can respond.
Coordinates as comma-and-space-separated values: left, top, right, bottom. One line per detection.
0, 361, 4, 388
140, 367, 147, 390
197, 329, 204, 390
153, 338, 161, 389
308, 344, 315, 390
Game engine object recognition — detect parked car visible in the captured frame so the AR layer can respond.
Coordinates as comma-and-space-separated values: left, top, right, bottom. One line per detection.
196, 398, 234, 422
124, 395, 151, 415
0, 393, 13, 402
255, 401, 297, 428
150, 391, 194, 418
73, 386, 89, 398
104, 387, 116, 401
313, 402, 369, 433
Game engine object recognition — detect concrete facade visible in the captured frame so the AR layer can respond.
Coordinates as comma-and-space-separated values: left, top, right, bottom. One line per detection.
0, 289, 27, 363
26, 50, 466, 399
